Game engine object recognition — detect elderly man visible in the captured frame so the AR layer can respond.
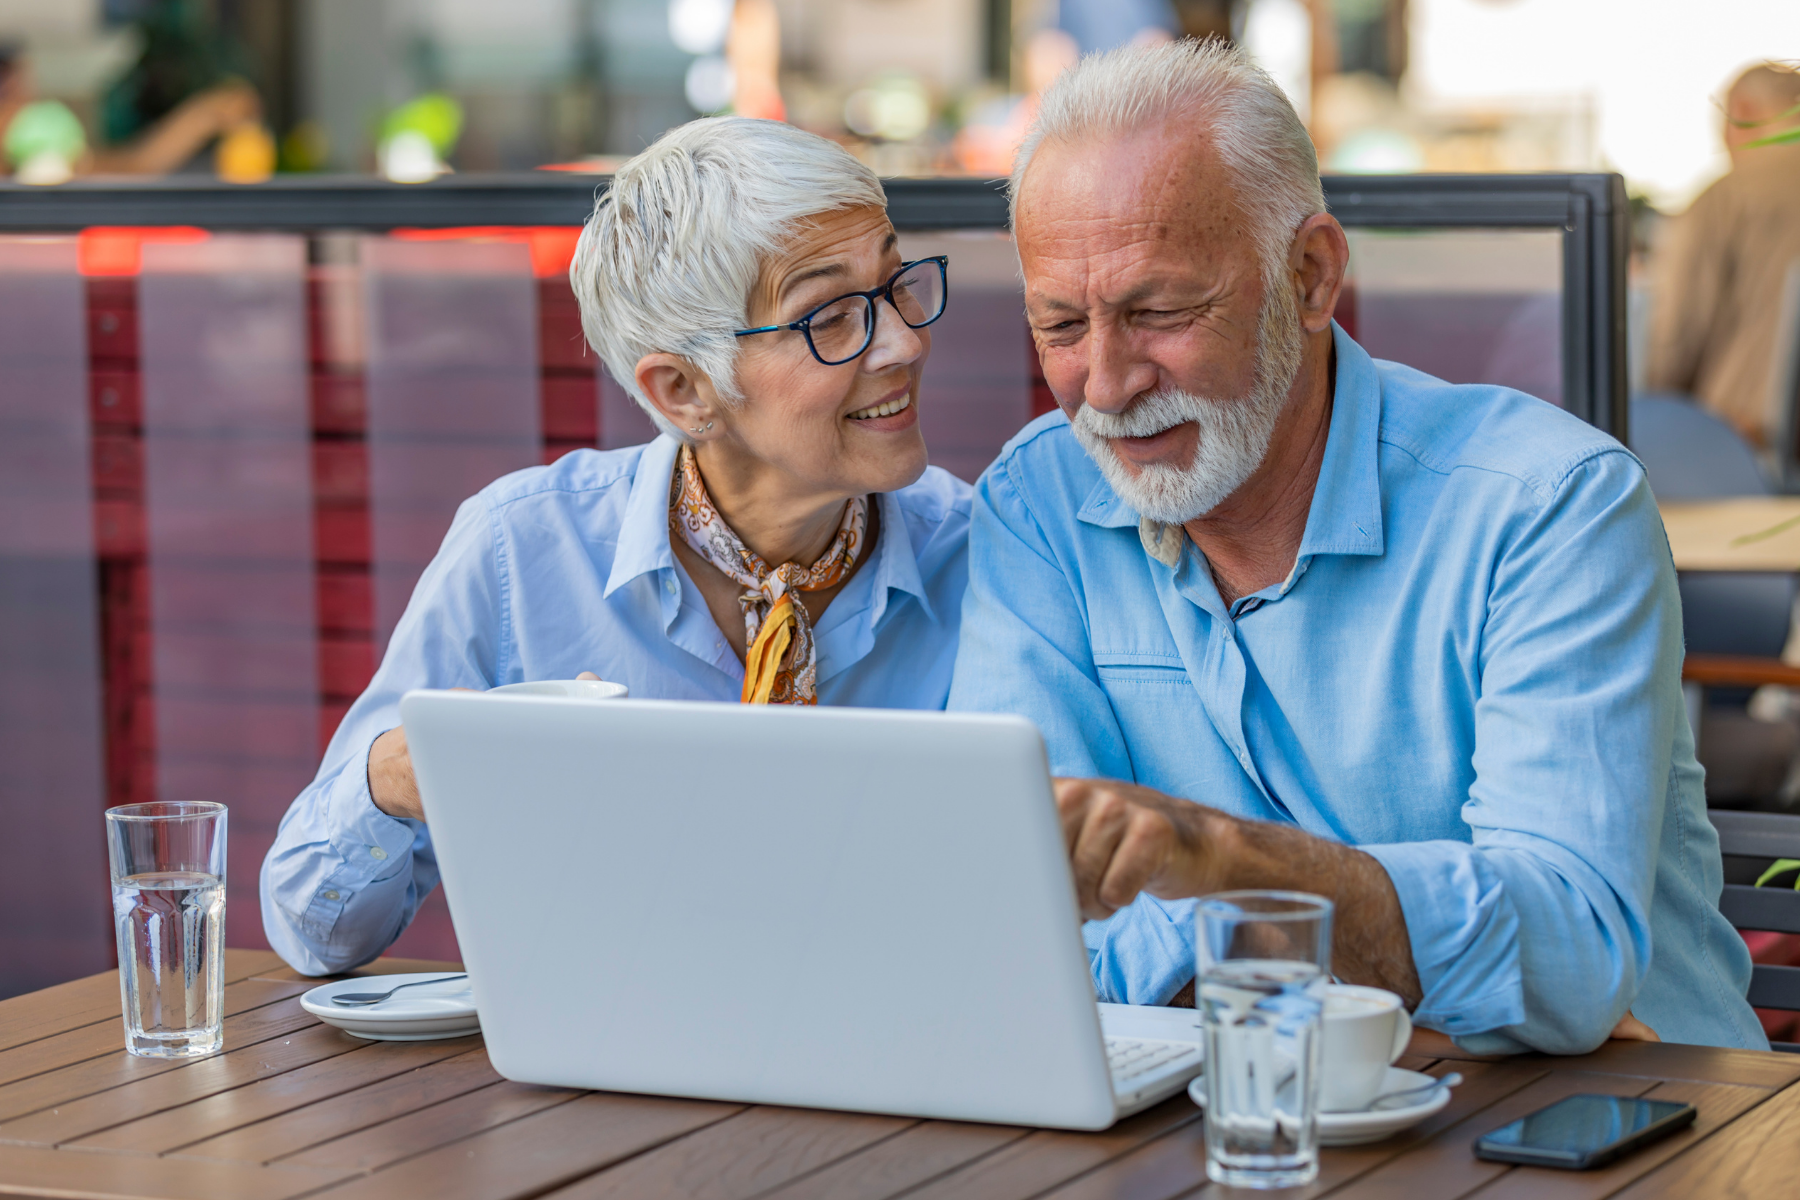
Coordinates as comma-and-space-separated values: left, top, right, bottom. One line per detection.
950, 40, 1764, 1054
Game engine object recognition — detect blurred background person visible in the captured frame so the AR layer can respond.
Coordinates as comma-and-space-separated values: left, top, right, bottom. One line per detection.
0, 37, 264, 182
1643, 61, 1800, 449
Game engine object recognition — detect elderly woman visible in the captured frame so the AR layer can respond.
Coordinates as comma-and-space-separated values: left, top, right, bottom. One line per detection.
261, 118, 969, 974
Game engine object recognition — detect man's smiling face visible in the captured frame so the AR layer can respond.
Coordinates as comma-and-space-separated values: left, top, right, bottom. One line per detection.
1014, 122, 1304, 522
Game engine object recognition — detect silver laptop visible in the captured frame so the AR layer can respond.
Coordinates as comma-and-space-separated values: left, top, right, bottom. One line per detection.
400, 691, 1203, 1130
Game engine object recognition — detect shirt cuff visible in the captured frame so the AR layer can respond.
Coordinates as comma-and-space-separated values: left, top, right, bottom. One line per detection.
1362, 840, 1526, 1038
1082, 894, 1197, 1005
323, 728, 419, 883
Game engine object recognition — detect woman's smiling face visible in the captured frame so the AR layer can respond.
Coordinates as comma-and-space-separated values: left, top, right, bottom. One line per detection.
714, 204, 932, 501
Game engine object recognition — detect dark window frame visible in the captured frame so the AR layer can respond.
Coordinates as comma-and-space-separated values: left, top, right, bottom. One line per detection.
0, 170, 1628, 440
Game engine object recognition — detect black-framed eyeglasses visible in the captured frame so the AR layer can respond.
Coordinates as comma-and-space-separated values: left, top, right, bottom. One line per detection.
734, 256, 948, 366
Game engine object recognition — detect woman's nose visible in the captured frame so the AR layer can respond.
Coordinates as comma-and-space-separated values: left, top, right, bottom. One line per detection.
862, 295, 925, 371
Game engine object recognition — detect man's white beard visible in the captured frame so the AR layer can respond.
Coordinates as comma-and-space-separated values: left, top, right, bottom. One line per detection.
1069, 276, 1305, 525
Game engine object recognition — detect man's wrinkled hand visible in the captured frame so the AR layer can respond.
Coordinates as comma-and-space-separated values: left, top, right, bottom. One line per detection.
1053, 777, 1218, 921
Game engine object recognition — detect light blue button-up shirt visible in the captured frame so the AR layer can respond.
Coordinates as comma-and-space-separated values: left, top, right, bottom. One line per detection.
949, 326, 1764, 1054
262, 436, 971, 975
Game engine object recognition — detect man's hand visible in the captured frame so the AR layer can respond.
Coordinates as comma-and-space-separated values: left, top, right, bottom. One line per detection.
1054, 776, 1423, 1004
368, 726, 425, 821
1056, 778, 1222, 920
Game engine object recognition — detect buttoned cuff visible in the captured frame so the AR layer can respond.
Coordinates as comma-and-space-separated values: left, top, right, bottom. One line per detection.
302, 729, 417, 939
326, 729, 418, 867
1083, 894, 1197, 1005
1362, 840, 1526, 1040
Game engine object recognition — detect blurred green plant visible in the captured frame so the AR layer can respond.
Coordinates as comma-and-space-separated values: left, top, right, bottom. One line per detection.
1744, 102, 1800, 149
382, 94, 464, 157
1756, 858, 1800, 889
5, 100, 87, 183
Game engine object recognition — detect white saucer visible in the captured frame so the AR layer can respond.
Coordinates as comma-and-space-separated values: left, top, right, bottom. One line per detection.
300, 973, 481, 1042
1187, 1067, 1453, 1147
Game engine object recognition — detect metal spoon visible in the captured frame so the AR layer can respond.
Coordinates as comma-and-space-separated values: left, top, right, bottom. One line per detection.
1369, 1071, 1462, 1111
330, 974, 468, 1007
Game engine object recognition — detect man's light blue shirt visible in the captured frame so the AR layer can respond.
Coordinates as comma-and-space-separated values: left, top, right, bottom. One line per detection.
949, 326, 1764, 1054
262, 436, 971, 975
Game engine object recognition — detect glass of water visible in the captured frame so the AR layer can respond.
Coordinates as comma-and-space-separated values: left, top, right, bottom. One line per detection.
1197, 890, 1333, 1189
105, 801, 227, 1058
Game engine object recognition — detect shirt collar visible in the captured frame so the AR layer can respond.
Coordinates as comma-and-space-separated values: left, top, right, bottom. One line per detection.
1075, 322, 1386, 560
1296, 323, 1385, 559
603, 434, 681, 598
869, 488, 934, 622
603, 434, 935, 623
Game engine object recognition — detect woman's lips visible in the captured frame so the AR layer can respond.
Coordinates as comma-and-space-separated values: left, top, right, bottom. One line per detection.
846, 390, 918, 431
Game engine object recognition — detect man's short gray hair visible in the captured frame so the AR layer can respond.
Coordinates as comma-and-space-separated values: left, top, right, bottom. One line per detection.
1011, 39, 1325, 271
570, 117, 886, 441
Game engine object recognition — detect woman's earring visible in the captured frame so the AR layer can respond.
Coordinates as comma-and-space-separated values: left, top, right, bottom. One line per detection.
691, 421, 714, 434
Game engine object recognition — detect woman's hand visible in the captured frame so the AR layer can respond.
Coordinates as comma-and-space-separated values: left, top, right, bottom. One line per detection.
370, 678, 604, 820
368, 726, 425, 821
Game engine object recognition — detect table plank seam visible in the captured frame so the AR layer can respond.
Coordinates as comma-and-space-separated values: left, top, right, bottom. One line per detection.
1450, 1077, 1799, 1200
259, 1077, 551, 1167
275, 1091, 612, 1195
718, 1116, 926, 1200
0, 988, 316, 1098
0, 1018, 365, 1144
286, 1097, 750, 1200
1146, 1062, 1559, 1200
141, 1040, 487, 1158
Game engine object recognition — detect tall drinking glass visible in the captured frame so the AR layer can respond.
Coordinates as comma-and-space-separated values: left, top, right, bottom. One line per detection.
1197, 890, 1333, 1189
106, 802, 227, 1058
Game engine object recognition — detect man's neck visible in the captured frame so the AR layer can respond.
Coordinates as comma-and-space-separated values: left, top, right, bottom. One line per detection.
1181, 332, 1336, 607
690, 442, 853, 568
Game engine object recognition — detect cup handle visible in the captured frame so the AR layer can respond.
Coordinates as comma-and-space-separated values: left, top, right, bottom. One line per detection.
1390, 1005, 1414, 1063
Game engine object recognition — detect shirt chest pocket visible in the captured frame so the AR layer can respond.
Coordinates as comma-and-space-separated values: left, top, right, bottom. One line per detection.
1094, 658, 1195, 712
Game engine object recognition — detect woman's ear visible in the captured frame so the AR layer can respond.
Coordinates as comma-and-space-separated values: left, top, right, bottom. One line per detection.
635, 353, 722, 440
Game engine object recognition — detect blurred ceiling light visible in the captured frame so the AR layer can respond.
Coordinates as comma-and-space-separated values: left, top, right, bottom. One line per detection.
844, 75, 931, 142
669, 0, 734, 55
685, 56, 737, 114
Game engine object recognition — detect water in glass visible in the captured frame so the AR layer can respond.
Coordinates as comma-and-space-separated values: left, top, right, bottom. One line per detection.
1200, 958, 1327, 1188
113, 870, 224, 1057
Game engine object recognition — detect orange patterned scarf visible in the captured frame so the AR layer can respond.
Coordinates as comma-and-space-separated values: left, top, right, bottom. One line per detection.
669, 446, 867, 704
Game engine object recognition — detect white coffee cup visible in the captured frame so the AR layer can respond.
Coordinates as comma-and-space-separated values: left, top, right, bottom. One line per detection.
487, 679, 629, 700
1319, 984, 1412, 1112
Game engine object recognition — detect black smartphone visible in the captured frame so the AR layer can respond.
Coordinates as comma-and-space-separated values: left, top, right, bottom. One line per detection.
1473, 1094, 1697, 1170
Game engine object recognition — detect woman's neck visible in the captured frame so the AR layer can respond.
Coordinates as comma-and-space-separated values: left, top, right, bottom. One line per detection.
691, 442, 854, 567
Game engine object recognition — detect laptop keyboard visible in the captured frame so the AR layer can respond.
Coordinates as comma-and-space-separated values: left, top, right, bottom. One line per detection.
1106, 1036, 1199, 1084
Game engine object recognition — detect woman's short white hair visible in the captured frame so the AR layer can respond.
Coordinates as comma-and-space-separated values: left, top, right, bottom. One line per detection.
570, 117, 887, 441
1010, 39, 1325, 272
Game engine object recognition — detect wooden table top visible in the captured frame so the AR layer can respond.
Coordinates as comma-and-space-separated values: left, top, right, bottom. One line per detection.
3, 951, 1796, 1200
1658, 496, 1800, 572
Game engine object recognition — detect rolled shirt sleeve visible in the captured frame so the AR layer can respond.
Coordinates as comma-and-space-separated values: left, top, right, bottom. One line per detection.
1366, 450, 1674, 1053
260, 496, 504, 975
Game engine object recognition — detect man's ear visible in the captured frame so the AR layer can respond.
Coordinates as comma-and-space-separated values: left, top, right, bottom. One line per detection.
1288, 213, 1350, 335
635, 353, 723, 439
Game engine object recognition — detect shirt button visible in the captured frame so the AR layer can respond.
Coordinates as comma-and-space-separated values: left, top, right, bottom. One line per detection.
370, 846, 388, 860
665, 578, 678, 595
323, 890, 340, 901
